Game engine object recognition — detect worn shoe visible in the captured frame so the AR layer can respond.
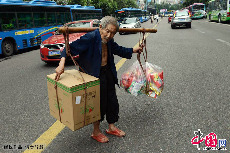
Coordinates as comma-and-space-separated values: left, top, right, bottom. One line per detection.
91, 133, 109, 143
105, 128, 126, 137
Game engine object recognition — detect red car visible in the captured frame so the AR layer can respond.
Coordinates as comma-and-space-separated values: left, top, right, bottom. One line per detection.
40, 19, 100, 63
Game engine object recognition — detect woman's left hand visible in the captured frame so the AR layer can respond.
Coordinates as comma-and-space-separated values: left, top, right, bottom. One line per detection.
133, 45, 144, 54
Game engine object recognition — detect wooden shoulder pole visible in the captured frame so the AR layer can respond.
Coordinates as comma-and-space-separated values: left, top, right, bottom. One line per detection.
58, 27, 157, 34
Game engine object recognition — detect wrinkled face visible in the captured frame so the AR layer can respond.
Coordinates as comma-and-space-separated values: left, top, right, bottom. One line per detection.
99, 24, 117, 44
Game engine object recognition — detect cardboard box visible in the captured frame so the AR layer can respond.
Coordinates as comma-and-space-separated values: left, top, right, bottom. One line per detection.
47, 69, 100, 131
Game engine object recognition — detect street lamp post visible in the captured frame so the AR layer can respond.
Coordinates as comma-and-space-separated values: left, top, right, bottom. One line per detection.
146, 0, 148, 10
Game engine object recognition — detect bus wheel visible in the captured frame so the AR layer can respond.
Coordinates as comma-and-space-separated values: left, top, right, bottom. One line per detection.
2, 40, 14, 57
218, 15, 221, 23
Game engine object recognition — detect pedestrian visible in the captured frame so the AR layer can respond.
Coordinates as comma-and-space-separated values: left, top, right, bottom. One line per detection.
150, 14, 153, 23
156, 15, 159, 23
55, 16, 143, 143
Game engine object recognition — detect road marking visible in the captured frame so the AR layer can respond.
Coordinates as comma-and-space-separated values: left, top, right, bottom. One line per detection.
116, 58, 127, 71
24, 22, 158, 153
195, 29, 205, 33
216, 39, 230, 46
23, 121, 65, 153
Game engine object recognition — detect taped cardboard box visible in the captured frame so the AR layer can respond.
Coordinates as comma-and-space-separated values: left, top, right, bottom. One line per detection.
47, 69, 100, 131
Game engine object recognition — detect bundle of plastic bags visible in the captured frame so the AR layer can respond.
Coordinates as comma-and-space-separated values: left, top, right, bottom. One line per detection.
120, 61, 164, 98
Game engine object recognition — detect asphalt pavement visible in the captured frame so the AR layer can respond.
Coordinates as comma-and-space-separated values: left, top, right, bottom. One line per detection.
1, 18, 230, 153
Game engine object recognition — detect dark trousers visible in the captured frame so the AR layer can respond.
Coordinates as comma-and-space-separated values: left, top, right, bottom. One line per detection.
99, 65, 119, 124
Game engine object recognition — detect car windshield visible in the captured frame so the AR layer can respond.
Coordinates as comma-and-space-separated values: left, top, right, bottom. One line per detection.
175, 11, 189, 17
67, 22, 91, 27
123, 18, 136, 24
92, 20, 100, 27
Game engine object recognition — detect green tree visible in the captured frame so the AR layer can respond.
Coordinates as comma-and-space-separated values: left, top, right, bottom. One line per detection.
54, 0, 138, 16
182, 0, 209, 7
150, 2, 182, 13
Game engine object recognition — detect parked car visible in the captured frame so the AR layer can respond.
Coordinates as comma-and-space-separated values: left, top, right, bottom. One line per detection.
119, 17, 141, 35
171, 10, 192, 29
40, 19, 100, 63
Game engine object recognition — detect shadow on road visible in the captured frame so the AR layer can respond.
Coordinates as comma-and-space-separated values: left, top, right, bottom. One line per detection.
0, 46, 39, 61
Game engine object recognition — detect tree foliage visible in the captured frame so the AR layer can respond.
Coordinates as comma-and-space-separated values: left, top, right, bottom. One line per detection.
149, 2, 182, 13
182, 0, 209, 8
54, 0, 138, 16
148, 0, 209, 13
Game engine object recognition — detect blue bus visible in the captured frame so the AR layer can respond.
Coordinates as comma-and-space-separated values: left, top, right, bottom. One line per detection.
115, 8, 144, 23
0, 0, 71, 57
67, 5, 102, 21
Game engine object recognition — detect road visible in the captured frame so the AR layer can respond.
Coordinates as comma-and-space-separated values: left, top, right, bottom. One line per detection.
1, 18, 230, 153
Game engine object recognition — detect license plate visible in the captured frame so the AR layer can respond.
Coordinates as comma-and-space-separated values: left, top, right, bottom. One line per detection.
179, 18, 185, 21
49, 51, 61, 56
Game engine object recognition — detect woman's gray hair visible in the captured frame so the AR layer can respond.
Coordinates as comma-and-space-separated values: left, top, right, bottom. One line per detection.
100, 16, 119, 32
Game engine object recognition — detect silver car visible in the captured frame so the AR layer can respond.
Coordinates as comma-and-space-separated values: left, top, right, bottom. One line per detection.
119, 17, 141, 35
171, 10, 192, 29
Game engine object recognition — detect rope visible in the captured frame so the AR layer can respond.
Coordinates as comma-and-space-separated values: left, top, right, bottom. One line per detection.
137, 30, 150, 94
55, 26, 88, 126
54, 81, 62, 122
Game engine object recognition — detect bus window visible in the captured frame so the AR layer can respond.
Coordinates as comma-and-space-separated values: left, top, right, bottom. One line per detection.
0, 0, 72, 57
79, 14, 88, 20
17, 13, 33, 29
47, 12, 56, 26
56, 12, 65, 24
0, 13, 17, 31
65, 13, 71, 23
222, 0, 227, 10
33, 13, 46, 27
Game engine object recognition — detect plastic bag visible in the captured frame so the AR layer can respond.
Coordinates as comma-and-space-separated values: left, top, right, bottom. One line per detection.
142, 62, 164, 98
120, 61, 164, 98
120, 61, 145, 96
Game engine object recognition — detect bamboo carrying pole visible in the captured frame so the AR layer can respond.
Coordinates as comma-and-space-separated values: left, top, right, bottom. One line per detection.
58, 27, 157, 34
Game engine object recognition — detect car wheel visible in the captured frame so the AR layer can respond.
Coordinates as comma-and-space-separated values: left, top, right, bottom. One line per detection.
171, 25, 175, 29
187, 23, 191, 28
2, 40, 14, 57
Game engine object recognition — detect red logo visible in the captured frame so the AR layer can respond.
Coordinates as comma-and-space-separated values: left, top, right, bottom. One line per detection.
191, 129, 227, 150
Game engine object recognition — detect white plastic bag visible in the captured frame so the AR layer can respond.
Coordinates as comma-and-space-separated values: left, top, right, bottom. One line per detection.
120, 61, 164, 98
120, 61, 145, 96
